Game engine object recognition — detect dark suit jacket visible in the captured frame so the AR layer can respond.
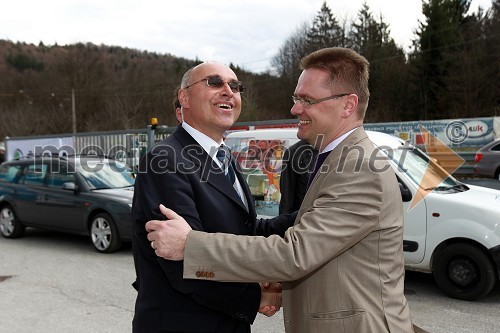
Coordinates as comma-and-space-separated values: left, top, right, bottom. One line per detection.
279, 140, 317, 214
132, 125, 292, 333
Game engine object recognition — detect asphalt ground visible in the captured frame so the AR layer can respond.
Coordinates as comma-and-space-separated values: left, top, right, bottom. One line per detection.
0, 178, 499, 333
1, 227, 500, 333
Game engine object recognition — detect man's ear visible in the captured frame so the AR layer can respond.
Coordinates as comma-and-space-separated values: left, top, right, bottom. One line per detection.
341, 94, 358, 118
179, 89, 189, 108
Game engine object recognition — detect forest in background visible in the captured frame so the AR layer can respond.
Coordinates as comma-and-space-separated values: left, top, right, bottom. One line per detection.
0, 0, 498, 139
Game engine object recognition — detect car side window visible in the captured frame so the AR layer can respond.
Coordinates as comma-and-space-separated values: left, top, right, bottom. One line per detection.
0, 164, 22, 183
20, 163, 48, 186
491, 143, 500, 152
47, 163, 75, 189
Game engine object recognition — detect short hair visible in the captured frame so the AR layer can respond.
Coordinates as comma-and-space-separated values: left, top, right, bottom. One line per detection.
300, 47, 370, 118
172, 86, 181, 109
180, 67, 195, 89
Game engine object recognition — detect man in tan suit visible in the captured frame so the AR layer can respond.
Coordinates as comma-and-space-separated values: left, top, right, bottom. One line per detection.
147, 47, 428, 332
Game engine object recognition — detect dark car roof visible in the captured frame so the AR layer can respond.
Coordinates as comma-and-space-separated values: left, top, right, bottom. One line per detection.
479, 139, 500, 152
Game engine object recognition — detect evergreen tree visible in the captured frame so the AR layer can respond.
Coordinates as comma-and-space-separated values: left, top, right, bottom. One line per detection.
349, 2, 409, 122
306, 1, 345, 51
410, 0, 473, 120
349, 2, 387, 56
481, 0, 500, 117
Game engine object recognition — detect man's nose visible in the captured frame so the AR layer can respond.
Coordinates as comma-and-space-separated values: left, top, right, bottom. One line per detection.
220, 82, 235, 96
290, 102, 303, 116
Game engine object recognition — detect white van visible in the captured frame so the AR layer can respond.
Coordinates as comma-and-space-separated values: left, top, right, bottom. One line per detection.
225, 128, 500, 301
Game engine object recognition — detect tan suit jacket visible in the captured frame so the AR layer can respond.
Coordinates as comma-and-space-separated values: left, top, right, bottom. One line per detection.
183, 127, 416, 333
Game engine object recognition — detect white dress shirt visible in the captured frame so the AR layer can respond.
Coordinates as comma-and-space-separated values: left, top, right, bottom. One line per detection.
182, 122, 249, 209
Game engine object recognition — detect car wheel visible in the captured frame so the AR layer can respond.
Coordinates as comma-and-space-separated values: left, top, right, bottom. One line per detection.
433, 243, 496, 301
90, 212, 122, 253
0, 204, 25, 238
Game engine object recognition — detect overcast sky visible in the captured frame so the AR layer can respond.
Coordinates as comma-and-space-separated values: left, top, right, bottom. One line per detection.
0, 0, 493, 73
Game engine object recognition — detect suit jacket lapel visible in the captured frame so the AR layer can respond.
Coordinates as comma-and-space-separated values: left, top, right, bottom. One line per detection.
302, 127, 369, 211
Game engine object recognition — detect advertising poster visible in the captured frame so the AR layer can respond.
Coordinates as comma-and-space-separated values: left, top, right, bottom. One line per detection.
364, 117, 496, 151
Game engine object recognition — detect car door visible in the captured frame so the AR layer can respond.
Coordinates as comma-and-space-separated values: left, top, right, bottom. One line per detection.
14, 162, 48, 225
38, 161, 87, 231
379, 143, 428, 265
397, 173, 427, 264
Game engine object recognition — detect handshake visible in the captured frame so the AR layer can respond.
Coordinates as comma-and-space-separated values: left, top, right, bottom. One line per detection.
146, 205, 283, 317
259, 282, 282, 317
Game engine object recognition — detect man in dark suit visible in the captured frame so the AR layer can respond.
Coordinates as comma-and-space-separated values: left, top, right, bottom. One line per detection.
131, 62, 287, 332
278, 140, 317, 214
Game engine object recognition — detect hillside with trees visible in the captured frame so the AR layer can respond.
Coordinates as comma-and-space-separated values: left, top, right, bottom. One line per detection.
0, 0, 498, 139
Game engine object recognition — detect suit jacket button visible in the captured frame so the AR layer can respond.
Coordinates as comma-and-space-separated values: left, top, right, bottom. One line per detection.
209, 272, 215, 278
196, 271, 202, 277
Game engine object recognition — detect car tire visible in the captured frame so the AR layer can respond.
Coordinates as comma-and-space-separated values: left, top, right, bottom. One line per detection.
433, 243, 496, 301
90, 212, 122, 253
0, 204, 25, 238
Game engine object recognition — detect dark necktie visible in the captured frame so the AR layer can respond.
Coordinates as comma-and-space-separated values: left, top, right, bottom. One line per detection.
307, 151, 330, 189
216, 145, 236, 186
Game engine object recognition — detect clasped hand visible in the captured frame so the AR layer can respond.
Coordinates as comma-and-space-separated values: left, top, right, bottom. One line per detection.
146, 204, 192, 260
259, 282, 282, 317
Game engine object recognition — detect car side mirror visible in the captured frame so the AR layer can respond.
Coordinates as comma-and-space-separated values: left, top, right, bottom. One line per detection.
62, 182, 78, 192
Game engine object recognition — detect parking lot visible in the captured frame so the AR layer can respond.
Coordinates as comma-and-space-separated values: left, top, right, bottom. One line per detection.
1, 228, 500, 333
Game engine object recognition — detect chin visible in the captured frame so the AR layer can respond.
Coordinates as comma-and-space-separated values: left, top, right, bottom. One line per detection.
297, 129, 308, 141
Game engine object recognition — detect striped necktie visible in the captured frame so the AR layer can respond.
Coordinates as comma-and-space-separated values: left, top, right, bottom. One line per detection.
216, 145, 236, 186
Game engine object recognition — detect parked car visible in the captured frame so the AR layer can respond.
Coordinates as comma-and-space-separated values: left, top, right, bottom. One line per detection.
0, 141, 5, 164
225, 129, 500, 301
474, 139, 500, 180
0, 155, 135, 253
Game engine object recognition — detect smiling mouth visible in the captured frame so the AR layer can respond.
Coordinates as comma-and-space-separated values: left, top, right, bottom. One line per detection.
299, 120, 311, 125
215, 103, 233, 110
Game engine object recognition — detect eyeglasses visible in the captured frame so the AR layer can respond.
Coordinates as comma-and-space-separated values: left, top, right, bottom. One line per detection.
292, 93, 350, 107
184, 75, 246, 93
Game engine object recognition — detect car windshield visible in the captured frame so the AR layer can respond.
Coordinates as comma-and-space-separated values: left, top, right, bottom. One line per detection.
75, 159, 135, 190
379, 145, 462, 191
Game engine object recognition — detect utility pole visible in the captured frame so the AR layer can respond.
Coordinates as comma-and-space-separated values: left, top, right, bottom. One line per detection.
71, 88, 76, 134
